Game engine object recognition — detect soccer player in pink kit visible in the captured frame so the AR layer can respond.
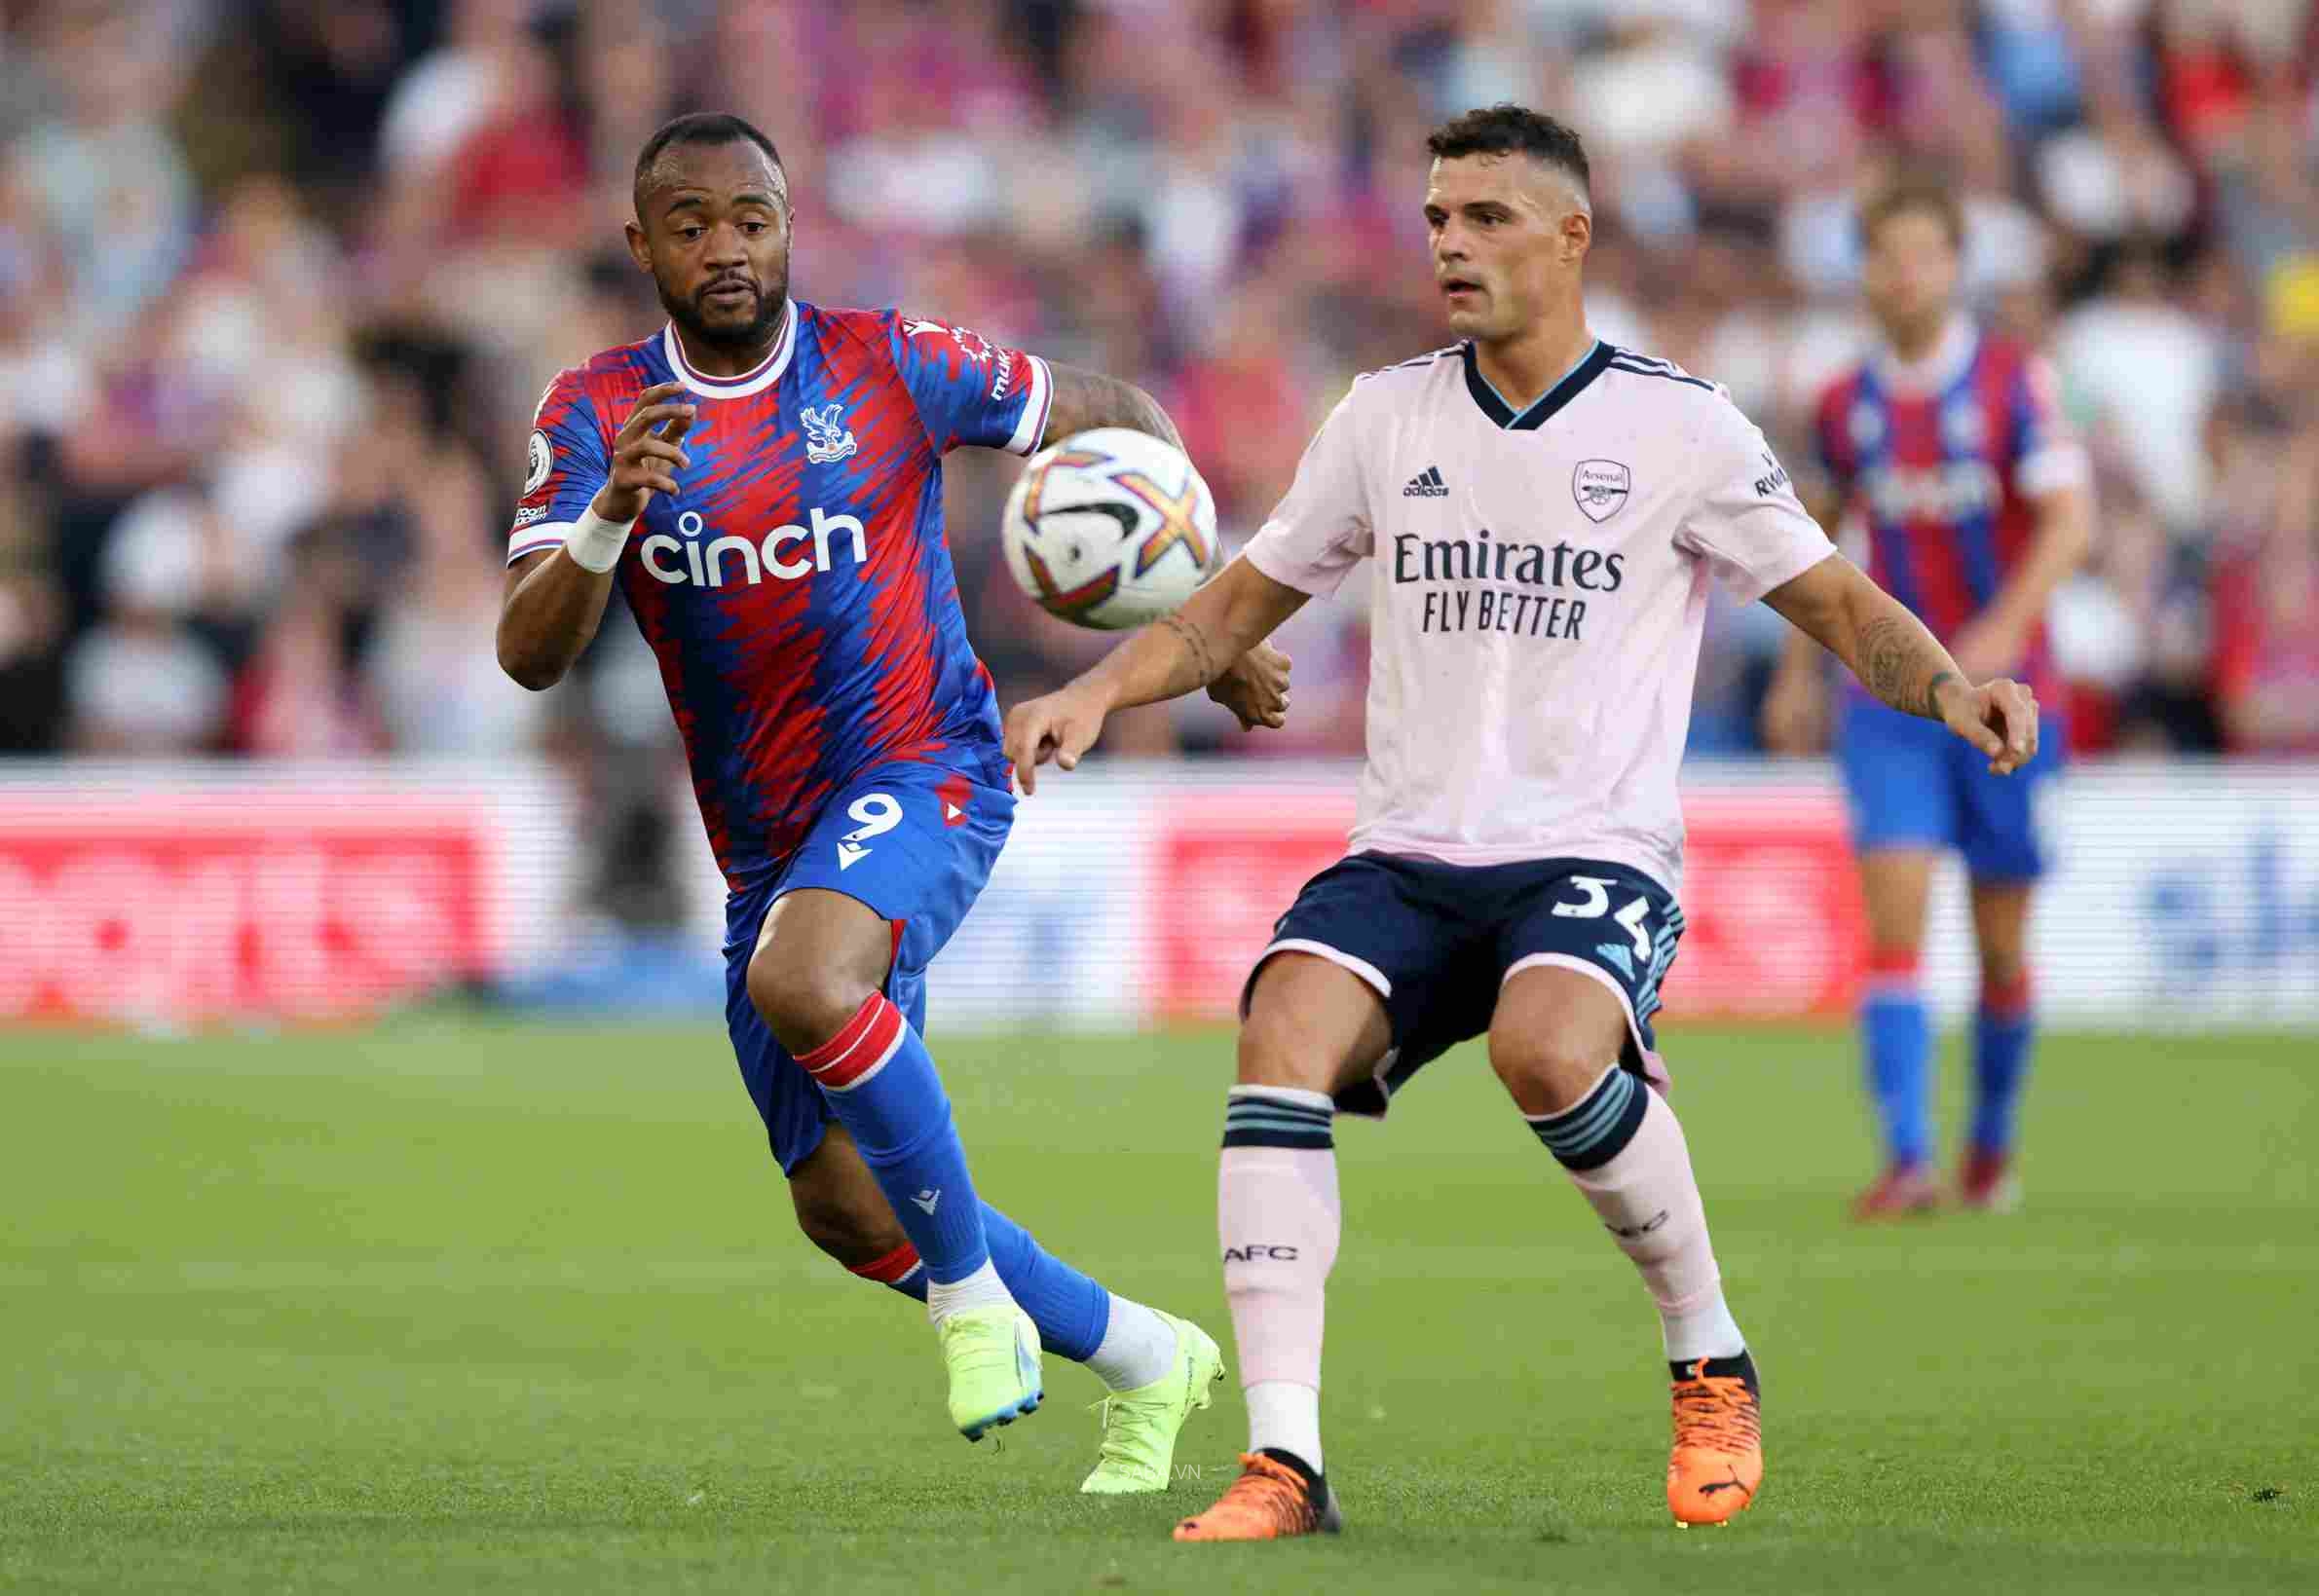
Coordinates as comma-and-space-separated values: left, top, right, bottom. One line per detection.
497, 114, 1288, 1481
1763, 175, 2093, 1220
1007, 106, 2041, 1536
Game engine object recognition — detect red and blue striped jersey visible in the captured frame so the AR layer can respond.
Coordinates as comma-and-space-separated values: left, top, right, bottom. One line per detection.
508, 301, 1054, 889
1812, 316, 2085, 682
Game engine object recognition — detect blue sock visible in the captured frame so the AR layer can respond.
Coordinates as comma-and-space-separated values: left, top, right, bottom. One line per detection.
981, 1204, 1110, 1360
798, 995, 990, 1284
1861, 954, 1931, 1169
1970, 974, 2036, 1155
845, 1206, 1113, 1360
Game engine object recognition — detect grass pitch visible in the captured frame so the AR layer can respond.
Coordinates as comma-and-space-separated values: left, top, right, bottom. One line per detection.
2, 1018, 2311, 1593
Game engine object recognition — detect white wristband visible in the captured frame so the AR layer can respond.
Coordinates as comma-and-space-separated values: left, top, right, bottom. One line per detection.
564, 505, 636, 574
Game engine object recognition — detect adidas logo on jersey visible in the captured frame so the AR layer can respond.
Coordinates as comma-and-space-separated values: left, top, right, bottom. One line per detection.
637, 506, 867, 588
1403, 465, 1449, 498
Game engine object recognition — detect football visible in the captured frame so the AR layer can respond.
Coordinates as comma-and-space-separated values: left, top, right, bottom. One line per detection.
1000, 427, 1221, 629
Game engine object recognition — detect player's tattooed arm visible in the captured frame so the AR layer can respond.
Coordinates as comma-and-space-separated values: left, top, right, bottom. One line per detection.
1853, 613, 1959, 720
1763, 552, 2041, 775
1158, 612, 1218, 689
1039, 363, 1184, 451
1764, 552, 1961, 720
1157, 611, 1295, 733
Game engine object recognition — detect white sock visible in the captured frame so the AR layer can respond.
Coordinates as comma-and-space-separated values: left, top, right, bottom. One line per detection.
1086, 1294, 1177, 1391
1560, 1089, 1747, 1364
1218, 1087, 1341, 1476
1662, 1293, 1748, 1365
1246, 1380, 1322, 1471
924, 1259, 1013, 1326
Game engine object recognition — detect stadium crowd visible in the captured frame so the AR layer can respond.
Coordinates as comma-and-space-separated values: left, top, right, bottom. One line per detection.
1, 0, 2314, 784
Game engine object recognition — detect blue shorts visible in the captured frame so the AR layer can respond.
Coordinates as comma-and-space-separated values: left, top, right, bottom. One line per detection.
1244, 853, 1684, 1116
1837, 692, 2061, 881
722, 757, 1014, 1174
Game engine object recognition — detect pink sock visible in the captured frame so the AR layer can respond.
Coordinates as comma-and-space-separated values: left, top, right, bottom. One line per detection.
1563, 1089, 1745, 1362
1218, 1087, 1341, 1464
1220, 1141, 1339, 1386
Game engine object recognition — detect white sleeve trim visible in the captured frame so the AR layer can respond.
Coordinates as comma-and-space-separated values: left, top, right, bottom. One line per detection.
1005, 355, 1054, 456
2016, 443, 2090, 500
507, 522, 578, 567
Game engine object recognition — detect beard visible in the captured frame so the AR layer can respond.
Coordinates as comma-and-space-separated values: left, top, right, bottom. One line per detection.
658, 262, 790, 352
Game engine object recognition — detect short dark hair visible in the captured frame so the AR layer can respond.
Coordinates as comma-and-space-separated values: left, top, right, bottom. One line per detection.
1858, 172, 1964, 251
633, 112, 785, 201
1426, 104, 1590, 196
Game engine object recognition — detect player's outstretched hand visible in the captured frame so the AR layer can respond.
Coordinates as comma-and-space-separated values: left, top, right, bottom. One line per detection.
1941, 676, 2038, 775
590, 381, 697, 524
1004, 686, 1108, 796
1208, 643, 1292, 731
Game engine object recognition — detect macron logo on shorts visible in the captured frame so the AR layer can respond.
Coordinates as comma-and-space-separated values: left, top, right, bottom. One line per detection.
1403, 464, 1449, 498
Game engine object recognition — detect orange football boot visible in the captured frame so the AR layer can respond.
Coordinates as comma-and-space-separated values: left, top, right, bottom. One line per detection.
1667, 1353, 1763, 1527
1173, 1449, 1342, 1541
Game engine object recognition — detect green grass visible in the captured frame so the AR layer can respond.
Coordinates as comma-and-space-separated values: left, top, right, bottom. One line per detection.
2, 1018, 2311, 1594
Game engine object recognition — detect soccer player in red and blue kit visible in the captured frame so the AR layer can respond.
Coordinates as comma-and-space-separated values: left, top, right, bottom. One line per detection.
1764, 174, 2092, 1218
496, 114, 1287, 1477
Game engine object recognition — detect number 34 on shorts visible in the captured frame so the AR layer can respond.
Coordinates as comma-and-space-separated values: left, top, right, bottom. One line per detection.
1533, 867, 1684, 1030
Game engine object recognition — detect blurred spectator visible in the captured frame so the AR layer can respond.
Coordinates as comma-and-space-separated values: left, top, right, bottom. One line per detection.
8, 3, 200, 346
2211, 429, 2319, 755
228, 522, 383, 757
2054, 248, 2223, 536
370, 443, 547, 756
62, 488, 228, 754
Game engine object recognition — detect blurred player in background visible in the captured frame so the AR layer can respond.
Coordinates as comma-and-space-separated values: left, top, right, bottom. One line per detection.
1007, 106, 2040, 1539
495, 113, 1290, 1480
1763, 176, 2092, 1220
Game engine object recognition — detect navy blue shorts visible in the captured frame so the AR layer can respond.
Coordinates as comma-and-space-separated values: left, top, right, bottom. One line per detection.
1837, 691, 2062, 880
1244, 852, 1684, 1116
722, 756, 1014, 1174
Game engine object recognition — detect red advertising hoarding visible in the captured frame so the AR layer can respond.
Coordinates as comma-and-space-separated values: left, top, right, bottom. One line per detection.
0, 796, 492, 1024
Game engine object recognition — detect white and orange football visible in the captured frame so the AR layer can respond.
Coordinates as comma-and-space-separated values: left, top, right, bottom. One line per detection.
1000, 427, 1221, 630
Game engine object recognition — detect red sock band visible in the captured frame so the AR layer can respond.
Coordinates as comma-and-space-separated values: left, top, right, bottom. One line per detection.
793, 993, 880, 1069
849, 1241, 924, 1285
794, 993, 907, 1091
1864, 946, 1921, 998
1981, 972, 2034, 1019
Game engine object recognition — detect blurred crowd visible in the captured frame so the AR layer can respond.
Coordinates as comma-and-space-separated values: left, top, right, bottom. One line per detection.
3, 0, 2317, 794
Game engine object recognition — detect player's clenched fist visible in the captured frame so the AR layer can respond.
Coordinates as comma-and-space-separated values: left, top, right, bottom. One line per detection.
1003, 686, 1109, 796
590, 381, 698, 523
1939, 676, 2038, 776
1207, 642, 1292, 731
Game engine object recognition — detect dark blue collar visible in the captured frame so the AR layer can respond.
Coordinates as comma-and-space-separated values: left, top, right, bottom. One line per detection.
1462, 339, 1613, 429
